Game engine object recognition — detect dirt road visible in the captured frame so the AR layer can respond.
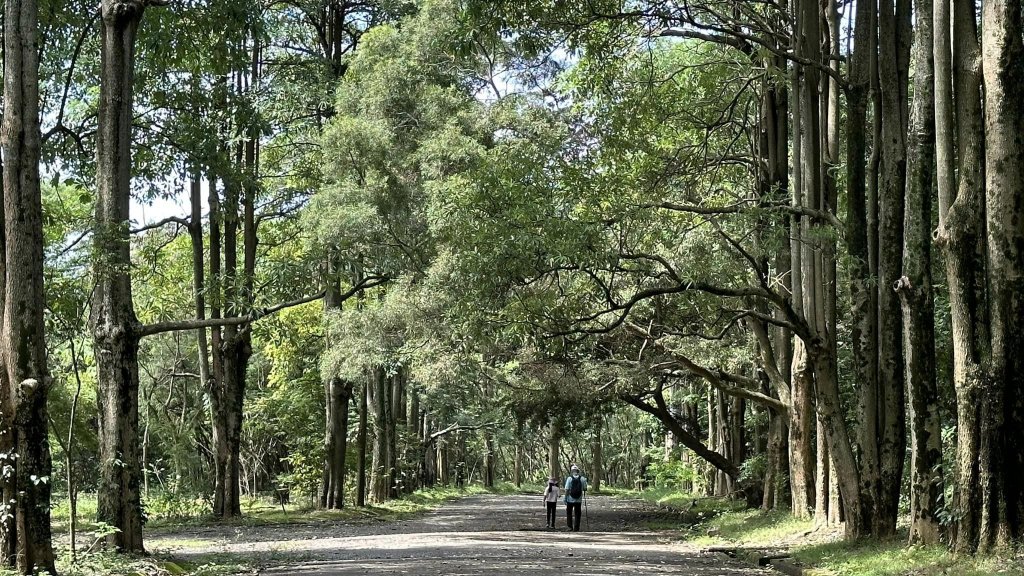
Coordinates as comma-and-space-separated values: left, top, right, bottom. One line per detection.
150, 493, 771, 575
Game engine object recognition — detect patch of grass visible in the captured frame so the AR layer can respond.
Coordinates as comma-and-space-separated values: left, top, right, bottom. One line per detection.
140, 482, 506, 531
628, 488, 1024, 575
51, 494, 99, 534
617, 486, 750, 532
0, 549, 252, 576
689, 508, 814, 548
794, 540, 1024, 576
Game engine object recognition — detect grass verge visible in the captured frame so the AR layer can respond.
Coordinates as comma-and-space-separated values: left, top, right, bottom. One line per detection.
623, 487, 1024, 576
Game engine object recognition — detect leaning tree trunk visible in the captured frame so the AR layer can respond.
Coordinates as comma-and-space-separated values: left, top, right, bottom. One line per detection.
0, 0, 58, 569
91, 0, 162, 554
897, 0, 943, 543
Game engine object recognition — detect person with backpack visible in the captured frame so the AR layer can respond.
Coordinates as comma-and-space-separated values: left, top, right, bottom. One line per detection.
564, 464, 588, 531
542, 477, 560, 528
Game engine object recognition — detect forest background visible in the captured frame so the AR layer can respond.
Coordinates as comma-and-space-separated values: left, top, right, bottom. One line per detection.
1, 0, 1023, 573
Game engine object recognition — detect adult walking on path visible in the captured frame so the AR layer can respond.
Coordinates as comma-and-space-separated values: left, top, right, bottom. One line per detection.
564, 464, 588, 531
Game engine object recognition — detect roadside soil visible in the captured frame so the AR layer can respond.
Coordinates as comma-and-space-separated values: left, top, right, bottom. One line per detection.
148, 493, 773, 575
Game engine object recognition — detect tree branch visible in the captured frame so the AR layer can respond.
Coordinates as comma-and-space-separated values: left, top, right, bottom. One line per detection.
131, 216, 190, 235
139, 275, 389, 338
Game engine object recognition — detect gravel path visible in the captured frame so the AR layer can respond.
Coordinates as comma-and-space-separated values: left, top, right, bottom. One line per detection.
149, 493, 772, 575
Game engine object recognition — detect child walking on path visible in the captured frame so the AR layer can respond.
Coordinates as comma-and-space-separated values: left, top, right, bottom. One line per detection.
542, 478, 560, 528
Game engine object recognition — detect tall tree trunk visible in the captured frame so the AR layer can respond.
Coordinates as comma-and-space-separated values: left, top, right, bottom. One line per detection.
514, 418, 524, 488
815, 415, 830, 526
548, 422, 561, 480
794, 0, 870, 538
897, 0, 943, 543
873, 0, 911, 536
321, 376, 351, 508
483, 432, 495, 488
321, 255, 352, 509
0, 0, 57, 568
408, 389, 421, 491
977, 0, 1024, 550
91, 0, 161, 554
939, 0, 987, 551
211, 33, 261, 519
787, 16, 815, 518
387, 369, 399, 497
591, 416, 603, 492
763, 410, 785, 510
789, 341, 815, 517
369, 366, 390, 503
356, 380, 368, 506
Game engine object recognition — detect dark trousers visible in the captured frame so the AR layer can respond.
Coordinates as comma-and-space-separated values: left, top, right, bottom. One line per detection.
546, 502, 557, 526
566, 501, 582, 531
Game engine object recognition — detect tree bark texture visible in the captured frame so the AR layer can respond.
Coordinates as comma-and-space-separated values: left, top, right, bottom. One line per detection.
92, 0, 159, 554
938, 0, 988, 552
897, 0, 943, 543
0, 0, 58, 569
369, 366, 389, 503
321, 254, 352, 509
976, 0, 1024, 550
356, 380, 368, 506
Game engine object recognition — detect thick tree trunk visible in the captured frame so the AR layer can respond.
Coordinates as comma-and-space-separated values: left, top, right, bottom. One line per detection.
548, 422, 561, 480
873, 0, 911, 537
763, 410, 785, 510
898, 0, 943, 543
369, 366, 390, 503
976, 0, 1024, 550
789, 341, 815, 518
0, 0, 57, 568
940, 0, 987, 552
321, 255, 352, 509
212, 339, 247, 517
846, 0, 881, 536
91, 0, 161, 554
321, 376, 351, 508
815, 415, 830, 526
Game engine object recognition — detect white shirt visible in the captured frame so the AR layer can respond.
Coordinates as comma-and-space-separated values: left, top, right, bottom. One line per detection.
543, 485, 560, 502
